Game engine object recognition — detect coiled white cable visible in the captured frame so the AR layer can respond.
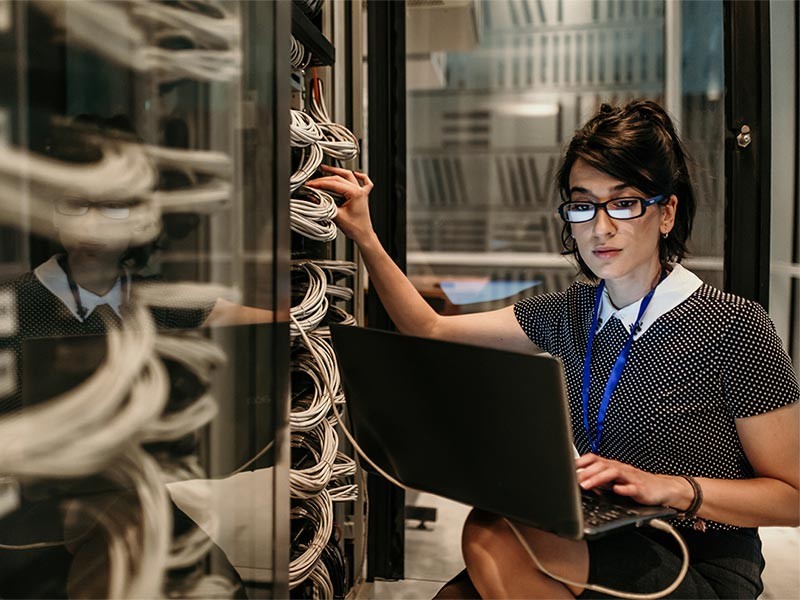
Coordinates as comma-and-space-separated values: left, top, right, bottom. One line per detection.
96, 446, 172, 600
33, 0, 242, 83
289, 489, 334, 590
294, 261, 356, 301
291, 333, 343, 431
290, 186, 338, 242
0, 305, 167, 478
290, 419, 337, 500
153, 180, 232, 213
290, 35, 312, 70
291, 110, 325, 147
290, 143, 324, 192
131, 1, 240, 48
290, 262, 329, 337
308, 560, 335, 599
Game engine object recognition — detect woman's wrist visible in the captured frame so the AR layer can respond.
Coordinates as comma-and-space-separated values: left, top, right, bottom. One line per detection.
355, 230, 381, 253
664, 474, 695, 512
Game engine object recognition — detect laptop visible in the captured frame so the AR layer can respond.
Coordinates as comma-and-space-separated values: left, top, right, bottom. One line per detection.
329, 324, 676, 540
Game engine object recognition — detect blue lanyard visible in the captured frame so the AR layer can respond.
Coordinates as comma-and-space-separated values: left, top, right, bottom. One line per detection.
581, 272, 664, 453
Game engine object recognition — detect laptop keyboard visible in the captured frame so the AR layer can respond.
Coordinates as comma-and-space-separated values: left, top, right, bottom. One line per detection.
581, 491, 642, 528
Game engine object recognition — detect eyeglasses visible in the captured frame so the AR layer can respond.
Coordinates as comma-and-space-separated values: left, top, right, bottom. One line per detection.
558, 194, 666, 223
55, 198, 135, 220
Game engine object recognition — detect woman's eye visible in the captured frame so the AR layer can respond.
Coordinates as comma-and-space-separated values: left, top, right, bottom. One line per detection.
613, 199, 637, 208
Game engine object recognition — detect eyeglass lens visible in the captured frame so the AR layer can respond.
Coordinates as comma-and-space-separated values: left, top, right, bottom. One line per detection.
56, 199, 132, 220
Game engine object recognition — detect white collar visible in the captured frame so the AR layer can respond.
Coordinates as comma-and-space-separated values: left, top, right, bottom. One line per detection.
596, 263, 703, 339
34, 255, 128, 322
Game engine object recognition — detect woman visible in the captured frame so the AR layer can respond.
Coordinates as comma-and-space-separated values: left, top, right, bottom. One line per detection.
306, 100, 799, 598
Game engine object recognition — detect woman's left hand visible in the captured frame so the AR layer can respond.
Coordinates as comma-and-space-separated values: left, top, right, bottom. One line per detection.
576, 453, 688, 508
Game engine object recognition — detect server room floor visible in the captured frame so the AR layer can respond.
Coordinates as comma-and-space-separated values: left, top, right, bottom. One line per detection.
357, 492, 799, 600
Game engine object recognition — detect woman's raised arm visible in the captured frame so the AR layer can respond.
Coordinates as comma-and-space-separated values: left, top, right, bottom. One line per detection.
305, 167, 538, 354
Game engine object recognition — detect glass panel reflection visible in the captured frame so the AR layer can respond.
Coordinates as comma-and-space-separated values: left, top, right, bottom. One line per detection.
0, 2, 282, 597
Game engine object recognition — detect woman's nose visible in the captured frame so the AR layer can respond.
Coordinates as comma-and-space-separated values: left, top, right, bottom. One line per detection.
592, 207, 616, 236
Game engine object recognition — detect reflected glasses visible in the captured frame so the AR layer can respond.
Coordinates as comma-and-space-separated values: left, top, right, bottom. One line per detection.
558, 194, 666, 223
55, 198, 135, 220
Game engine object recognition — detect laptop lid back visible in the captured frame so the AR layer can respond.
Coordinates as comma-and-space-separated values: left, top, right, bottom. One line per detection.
330, 325, 584, 539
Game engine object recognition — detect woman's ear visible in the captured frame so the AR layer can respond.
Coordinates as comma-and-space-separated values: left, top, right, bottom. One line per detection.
661, 194, 678, 234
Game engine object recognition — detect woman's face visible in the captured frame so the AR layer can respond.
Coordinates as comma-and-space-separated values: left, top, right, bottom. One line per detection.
567, 158, 676, 283
53, 197, 137, 261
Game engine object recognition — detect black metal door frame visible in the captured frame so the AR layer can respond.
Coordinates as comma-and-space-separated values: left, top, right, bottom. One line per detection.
724, 0, 772, 307
366, 0, 407, 582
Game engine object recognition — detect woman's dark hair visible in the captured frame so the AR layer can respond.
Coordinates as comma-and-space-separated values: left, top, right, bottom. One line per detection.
556, 100, 696, 280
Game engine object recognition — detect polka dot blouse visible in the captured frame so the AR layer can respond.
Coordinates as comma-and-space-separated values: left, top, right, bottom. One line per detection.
514, 274, 799, 532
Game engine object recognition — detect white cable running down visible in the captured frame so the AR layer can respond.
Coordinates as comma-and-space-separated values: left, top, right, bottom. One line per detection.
308, 77, 359, 161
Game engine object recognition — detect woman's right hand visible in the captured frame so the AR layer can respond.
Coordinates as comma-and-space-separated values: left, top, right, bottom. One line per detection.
304, 166, 375, 244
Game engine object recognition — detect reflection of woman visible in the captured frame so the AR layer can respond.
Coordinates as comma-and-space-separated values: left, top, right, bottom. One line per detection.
0, 134, 259, 597
307, 101, 799, 598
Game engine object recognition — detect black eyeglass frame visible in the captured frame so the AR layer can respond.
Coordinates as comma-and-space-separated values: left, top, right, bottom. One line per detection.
557, 193, 667, 223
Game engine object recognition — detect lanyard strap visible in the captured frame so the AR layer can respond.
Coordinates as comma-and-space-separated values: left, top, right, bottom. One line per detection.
57, 254, 128, 322
581, 272, 664, 453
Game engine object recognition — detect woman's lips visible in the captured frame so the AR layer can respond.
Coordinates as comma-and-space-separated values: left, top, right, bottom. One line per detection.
593, 248, 621, 259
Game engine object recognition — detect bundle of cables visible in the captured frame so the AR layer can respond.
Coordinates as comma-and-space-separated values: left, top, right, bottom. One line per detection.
291, 144, 324, 193
0, 305, 166, 479
291, 334, 341, 432
33, 0, 242, 83
58, 445, 171, 599
293, 260, 356, 301
308, 77, 359, 161
328, 451, 357, 502
141, 333, 227, 443
290, 186, 338, 242
290, 110, 325, 192
290, 419, 338, 500
289, 490, 334, 590
145, 145, 234, 214
290, 262, 329, 337
290, 35, 313, 71
290, 534, 349, 600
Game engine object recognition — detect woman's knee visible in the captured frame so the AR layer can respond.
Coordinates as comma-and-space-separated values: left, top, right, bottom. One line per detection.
462, 508, 507, 559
